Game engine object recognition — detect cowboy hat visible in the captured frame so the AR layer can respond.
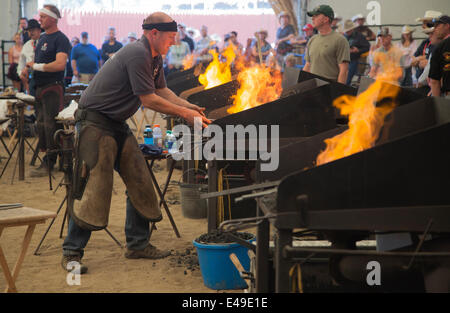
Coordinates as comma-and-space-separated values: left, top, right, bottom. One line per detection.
416, 10, 442, 22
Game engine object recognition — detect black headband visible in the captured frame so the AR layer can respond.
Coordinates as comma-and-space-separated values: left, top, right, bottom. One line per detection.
142, 21, 178, 32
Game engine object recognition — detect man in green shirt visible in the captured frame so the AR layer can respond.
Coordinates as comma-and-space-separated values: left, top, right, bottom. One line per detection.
303, 4, 350, 84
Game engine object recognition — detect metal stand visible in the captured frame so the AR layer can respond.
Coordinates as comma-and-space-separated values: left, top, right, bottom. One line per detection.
34, 128, 122, 255
0, 100, 43, 183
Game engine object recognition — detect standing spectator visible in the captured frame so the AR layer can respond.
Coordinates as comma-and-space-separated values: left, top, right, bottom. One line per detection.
178, 23, 195, 52
275, 11, 296, 66
369, 28, 405, 82
27, 4, 72, 177
18, 17, 30, 44
251, 29, 273, 63
343, 20, 370, 85
71, 32, 101, 84
128, 32, 138, 44
332, 15, 343, 33
194, 25, 215, 64
412, 11, 442, 81
303, 5, 350, 83
290, 23, 315, 46
65, 37, 79, 86
17, 19, 42, 95
165, 32, 190, 76
429, 15, 450, 98
396, 26, 418, 87
7, 33, 23, 91
101, 27, 123, 64
352, 14, 376, 42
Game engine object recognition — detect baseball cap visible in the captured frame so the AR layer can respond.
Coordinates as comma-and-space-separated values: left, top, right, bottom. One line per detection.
81, 31, 88, 38
128, 32, 137, 39
432, 15, 450, 25
307, 5, 334, 20
25, 19, 41, 30
302, 23, 314, 31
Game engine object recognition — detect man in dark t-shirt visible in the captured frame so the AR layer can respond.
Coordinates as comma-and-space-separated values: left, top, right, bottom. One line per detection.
101, 27, 123, 64
61, 12, 211, 274
429, 16, 450, 97
26, 5, 71, 177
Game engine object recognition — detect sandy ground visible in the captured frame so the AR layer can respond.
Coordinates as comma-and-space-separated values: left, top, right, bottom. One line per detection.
0, 113, 244, 293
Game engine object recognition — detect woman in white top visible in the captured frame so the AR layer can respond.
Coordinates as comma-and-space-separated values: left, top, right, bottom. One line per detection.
396, 25, 418, 86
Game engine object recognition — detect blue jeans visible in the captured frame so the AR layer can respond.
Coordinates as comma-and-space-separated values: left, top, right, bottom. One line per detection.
62, 193, 151, 257
346, 59, 359, 86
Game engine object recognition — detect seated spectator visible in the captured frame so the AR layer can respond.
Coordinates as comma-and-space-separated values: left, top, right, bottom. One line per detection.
251, 29, 273, 63
275, 11, 296, 66
194, 25, 215, 64
343, 20, 370, 85
178, 23, 195, 52
228, 31, 244, 54
101, 27, 122, 64
7, 32, 23, 91
71, 32, 101, 84
165, 32, 191, 77
369, 28, 405, 83
352, 14, 376, 41
396, 26, 418, 87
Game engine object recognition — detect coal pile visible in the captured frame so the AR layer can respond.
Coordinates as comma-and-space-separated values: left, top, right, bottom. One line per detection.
195, 230, 254, 244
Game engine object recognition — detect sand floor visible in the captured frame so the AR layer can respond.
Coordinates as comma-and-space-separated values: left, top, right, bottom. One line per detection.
0, 115, 244, 293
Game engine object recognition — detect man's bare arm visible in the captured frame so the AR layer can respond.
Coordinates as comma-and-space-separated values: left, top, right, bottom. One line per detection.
338, 62, 349, 84
27, 52, 68, 72
155, 87, 206, 115
139, 92, 210, 128
303, 62, 311, 72
429, 78, 441, 97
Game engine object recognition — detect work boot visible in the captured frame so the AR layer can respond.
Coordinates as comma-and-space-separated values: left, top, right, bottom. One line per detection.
61, 255, 88, 274
29, 162, 53, 178
124, 243, 171, 260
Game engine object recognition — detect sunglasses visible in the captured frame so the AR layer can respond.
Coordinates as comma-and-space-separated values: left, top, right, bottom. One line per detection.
425, 22, 435, 28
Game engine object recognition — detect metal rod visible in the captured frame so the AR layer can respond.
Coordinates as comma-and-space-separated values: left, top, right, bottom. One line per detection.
201, 180, 280, 200
104, 228, 122, 248
18, 103, 24, 181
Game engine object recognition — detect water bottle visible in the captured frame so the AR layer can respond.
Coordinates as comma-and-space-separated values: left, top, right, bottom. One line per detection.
153, 124, 163, 148
144, 125, 153, 145
165, 130, 177, 153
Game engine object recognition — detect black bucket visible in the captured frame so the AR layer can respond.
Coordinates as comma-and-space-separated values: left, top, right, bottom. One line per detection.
179, 183, 208, 219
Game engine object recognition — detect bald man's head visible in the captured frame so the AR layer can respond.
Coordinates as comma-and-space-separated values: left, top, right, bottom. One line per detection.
143, 12, 173, 25
143, 12, 177, 56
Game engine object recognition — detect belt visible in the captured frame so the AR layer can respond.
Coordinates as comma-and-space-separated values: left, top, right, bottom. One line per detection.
75, 108, 128, 132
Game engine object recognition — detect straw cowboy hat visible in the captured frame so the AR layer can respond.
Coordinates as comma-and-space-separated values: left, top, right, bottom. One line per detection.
416, 10, 442, 22
402, 25, 415, 34
343, 20, 358, 33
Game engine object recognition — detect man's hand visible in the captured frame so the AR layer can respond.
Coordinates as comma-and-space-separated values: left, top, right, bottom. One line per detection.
26, 61, 34, 69
189, 104, 206, 117
182, 108, 211, 128
73, 69, 79, 77
419, 59, 428, 69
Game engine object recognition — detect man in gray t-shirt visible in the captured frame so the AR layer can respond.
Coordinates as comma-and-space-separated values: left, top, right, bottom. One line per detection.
303, 5, 350, 83
62, 12, 211, 274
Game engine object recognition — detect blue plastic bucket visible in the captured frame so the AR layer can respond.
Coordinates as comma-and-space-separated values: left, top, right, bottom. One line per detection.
193, 236, 255, 290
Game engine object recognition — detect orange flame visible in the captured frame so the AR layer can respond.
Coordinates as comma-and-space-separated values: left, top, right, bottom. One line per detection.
227, 64, 282, 114
315, 52, 403, 166
198, 45, 236, 90
182, 54, 195, 70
